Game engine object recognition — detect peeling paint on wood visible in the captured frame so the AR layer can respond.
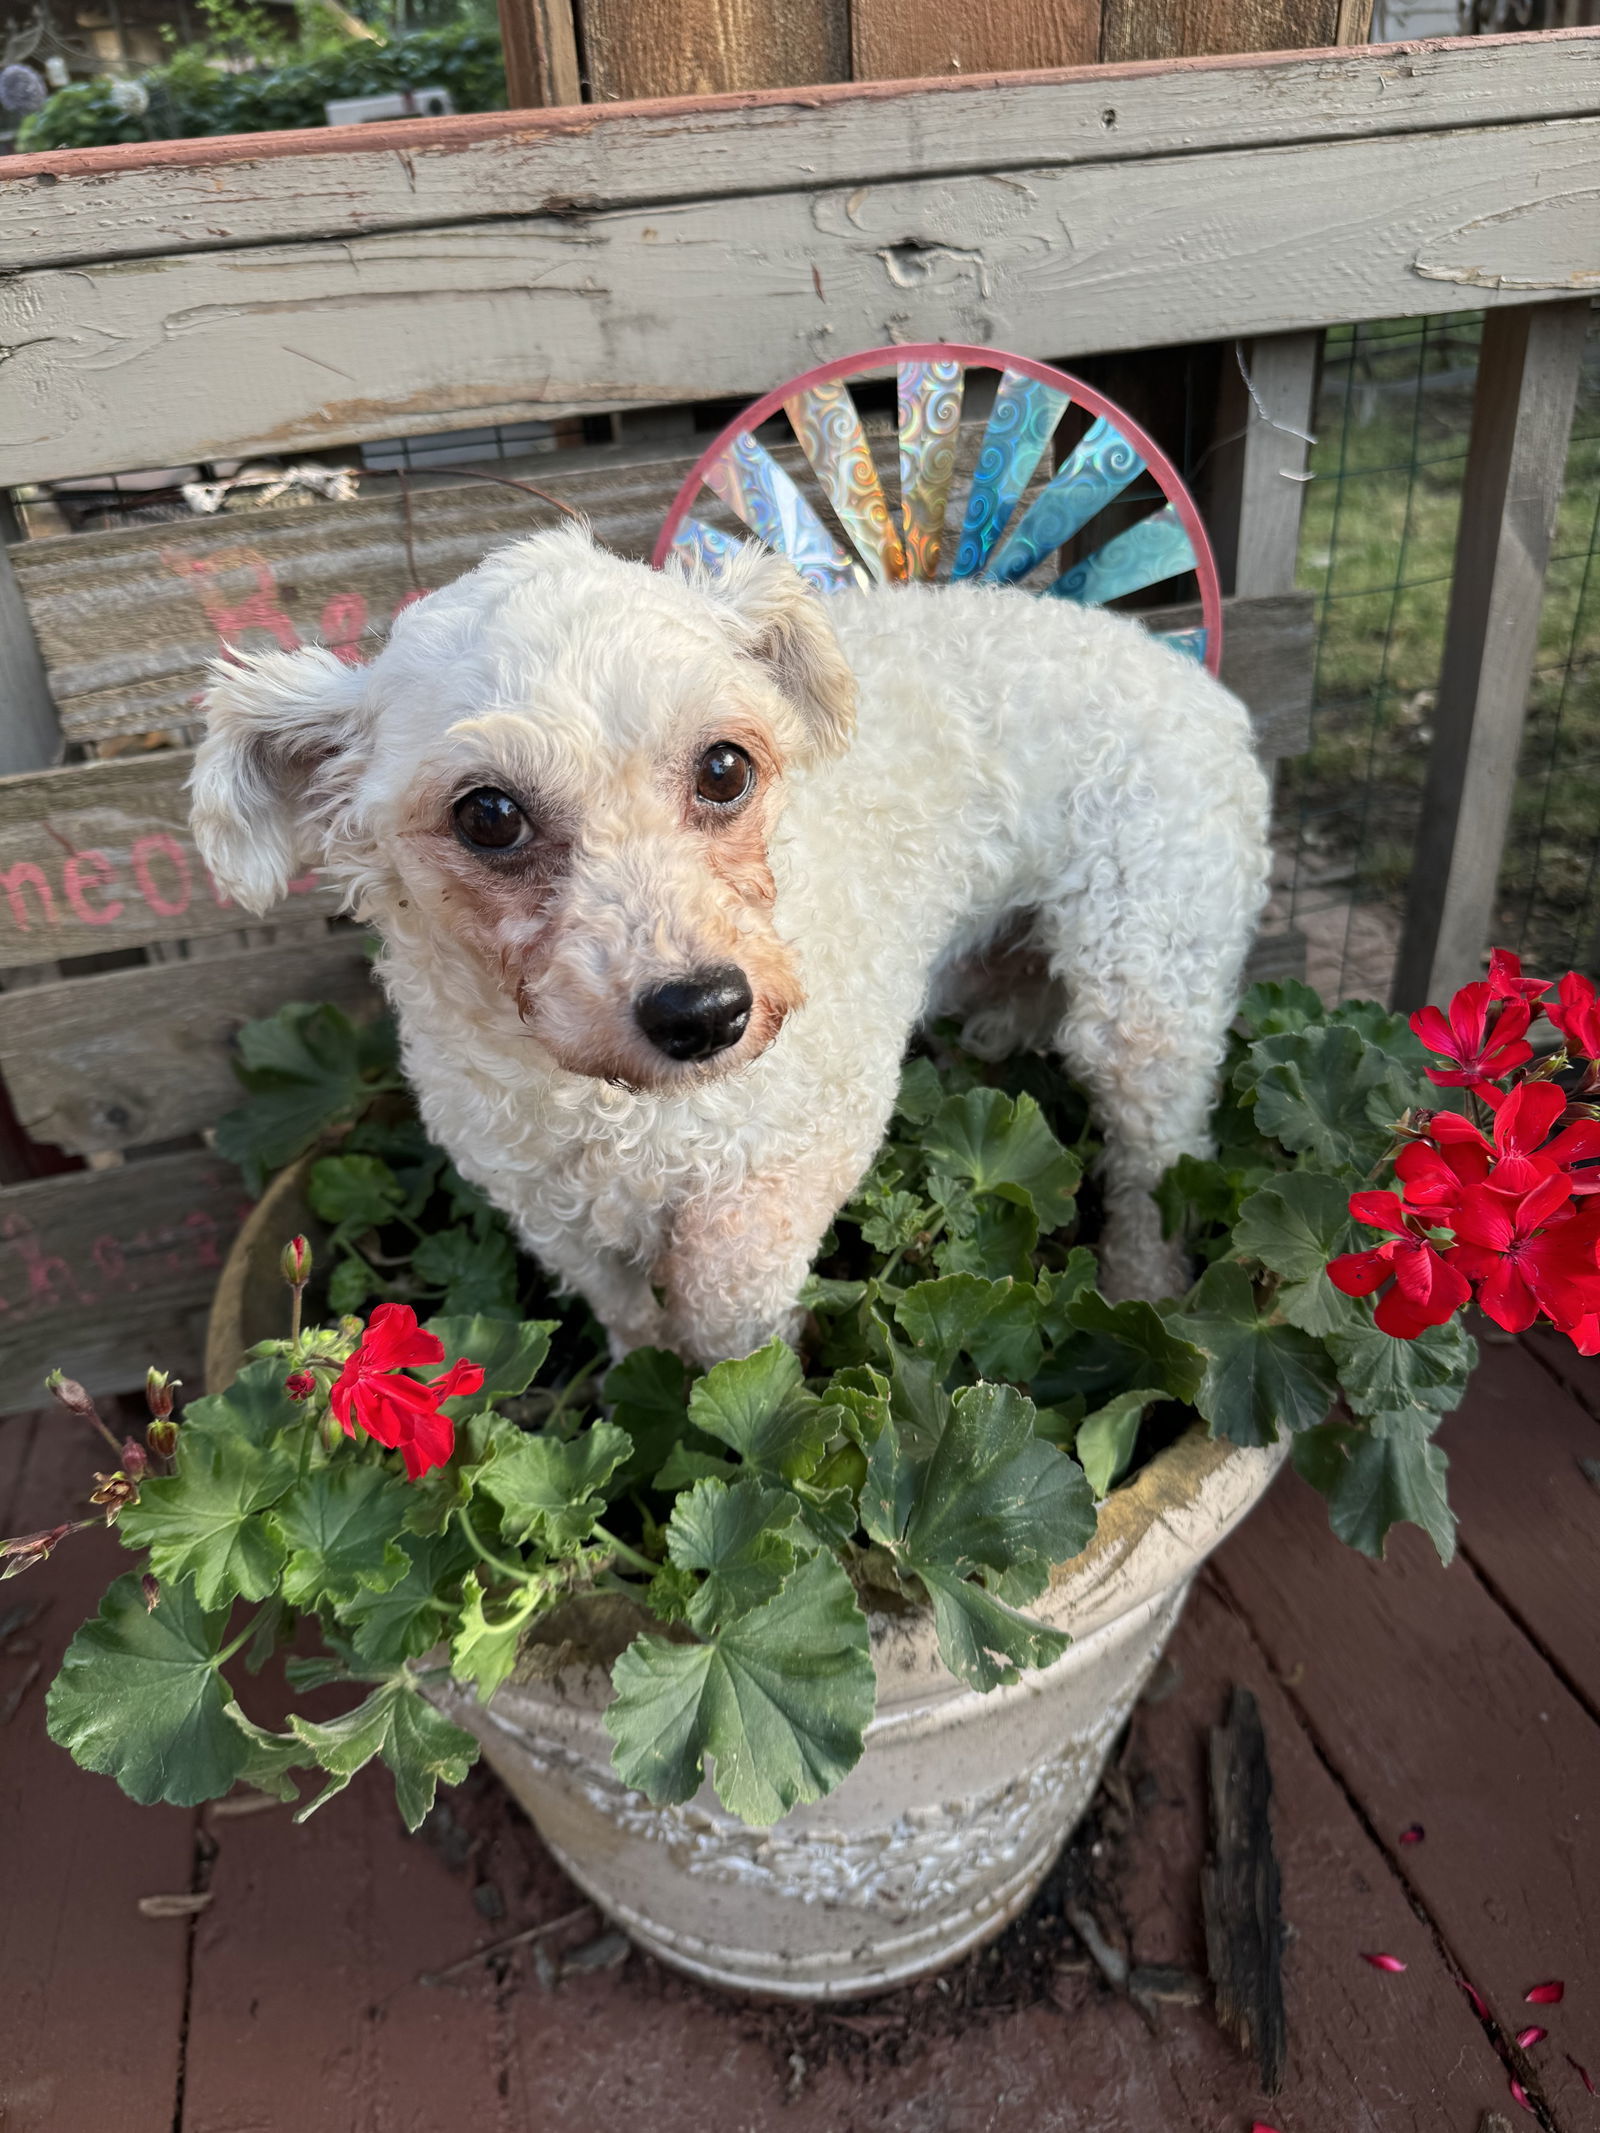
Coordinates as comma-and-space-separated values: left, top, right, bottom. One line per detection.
2, 99, 1595, 489
0, 754, 339, 964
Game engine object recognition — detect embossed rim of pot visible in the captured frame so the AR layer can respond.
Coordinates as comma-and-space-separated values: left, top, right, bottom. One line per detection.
210, 1161, 1289, 2002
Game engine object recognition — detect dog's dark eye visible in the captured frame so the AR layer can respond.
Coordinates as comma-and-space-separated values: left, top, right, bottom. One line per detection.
454, 787, 530, 851
695, 743, 755, 808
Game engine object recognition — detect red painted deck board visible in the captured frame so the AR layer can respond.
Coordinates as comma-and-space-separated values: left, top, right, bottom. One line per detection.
1213, 1450, 1600, 2129
0, 1406, 195, 2133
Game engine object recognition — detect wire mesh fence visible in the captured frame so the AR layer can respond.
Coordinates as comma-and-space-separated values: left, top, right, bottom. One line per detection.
1276, 308, 1600, 1004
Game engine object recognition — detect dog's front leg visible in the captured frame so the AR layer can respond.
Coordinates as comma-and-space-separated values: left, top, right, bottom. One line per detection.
522, 1230, 668, 1363
657, 1154, 863, 1368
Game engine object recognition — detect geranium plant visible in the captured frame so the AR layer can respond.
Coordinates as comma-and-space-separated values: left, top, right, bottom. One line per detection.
18, 955, 1600, 1833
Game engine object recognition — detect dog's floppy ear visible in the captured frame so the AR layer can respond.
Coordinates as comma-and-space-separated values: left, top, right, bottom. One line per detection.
189, 645, 372, 916
705, 544, 857, 763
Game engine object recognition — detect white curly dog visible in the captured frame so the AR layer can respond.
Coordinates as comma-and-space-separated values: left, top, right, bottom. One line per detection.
192, 526, 1269, 1366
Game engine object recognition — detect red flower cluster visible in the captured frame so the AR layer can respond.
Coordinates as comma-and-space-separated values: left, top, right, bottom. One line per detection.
1329, 953, 1600, 1347
329, 1304, 485, 1481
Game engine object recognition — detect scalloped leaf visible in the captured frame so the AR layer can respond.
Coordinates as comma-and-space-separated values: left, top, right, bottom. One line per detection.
118, 1436, 296, 1612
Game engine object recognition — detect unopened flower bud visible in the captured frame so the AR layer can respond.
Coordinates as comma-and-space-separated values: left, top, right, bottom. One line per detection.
46, 1370, 95, 1416
284, 1368, 316, 1402
146, 1417, 179, 1460
146, 1368, 177, 1420
121, 1438, 149, 1478
1, 1523, 70, 1579
281, 1235, 313, 1287
141, 1573, 161, 1613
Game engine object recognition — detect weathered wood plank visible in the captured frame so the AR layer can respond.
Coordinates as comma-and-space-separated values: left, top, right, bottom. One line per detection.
0, 1414, 194, 2133
853, 0, 1100, 81
1207, 332, 1321, 600
1120, 1577, 1513, 2130
583, 0, 848, 101
0, 936, 376, 1157
5, 106, 1595, 490
496, 0, 582, 109
1442, 1338, 1600, 1719
0, 1152, 252, 1395
0, 753, 339, 967
1101, 0, 1343, 60
0, 536, 61, 779
4, 34, 1594, 272
1393, 300, 1590, 1008
1212, 1465, 1600, 2131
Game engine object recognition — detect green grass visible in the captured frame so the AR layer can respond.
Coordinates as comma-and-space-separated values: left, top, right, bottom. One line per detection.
1282, 316, 1600, 981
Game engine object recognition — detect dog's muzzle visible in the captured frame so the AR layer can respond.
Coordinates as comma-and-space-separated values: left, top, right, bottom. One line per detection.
634, 966, 753, 1062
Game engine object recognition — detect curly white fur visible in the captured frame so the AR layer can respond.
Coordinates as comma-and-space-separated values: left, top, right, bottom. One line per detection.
191, 526, 1269, 1365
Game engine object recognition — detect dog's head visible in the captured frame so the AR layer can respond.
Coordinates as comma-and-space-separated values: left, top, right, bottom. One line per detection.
190, 525, 857, 1090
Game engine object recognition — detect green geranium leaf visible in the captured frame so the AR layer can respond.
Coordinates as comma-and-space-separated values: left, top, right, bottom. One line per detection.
272, 1463, 412, 1609
180, 1356, 304, 1449
288, 1678, 479, 1832
665, 1477, 798, 1633
411, 1224, 519, 1317
688, 1338, 832, 1483
478, 1420, 631, 1549
1237, 976, 1326, 1037
1236, 1024, 1414, 1176
1234, 1172, 1363, 1336
227, 1711, 307, 1803
1038, 1290, 1206, 1408
424, 1314, 556, 1417
603, 1347, 693, 1485
1179, 1260, 1339, 1447
46, 1573, 249, 1807
214, 1002, 395, 1194
934, 1194, 1039, 1283
819, 1364, 891, 1449
787, 1479, 859, 1551
119, 1437, 296, 1612
654, 1444, 737, 1490
1326, 1310, 1477, 1423
1292, 1416, 1456, 1565
450, 1575, 563, 1702
895, 1057, 946, 1125
328, 1255, 379, 1315
308, 1153, 404, 1231
895, 1273, 1043, 1383
855, 1188, 933, 1254
924, 1087, 1081, 1230
862, 1381, 1094, 1688
918, 1563, 1069, 1692
339, 1526, 474, 1670
1076, 1387, 1164, 1499
604, 1550, 875, 1827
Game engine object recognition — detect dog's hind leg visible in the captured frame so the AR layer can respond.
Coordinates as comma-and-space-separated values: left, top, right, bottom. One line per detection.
1037, 783, 1266, 1304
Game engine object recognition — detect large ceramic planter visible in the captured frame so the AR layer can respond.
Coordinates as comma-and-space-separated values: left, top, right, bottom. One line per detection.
211, 1165, 1288, 2000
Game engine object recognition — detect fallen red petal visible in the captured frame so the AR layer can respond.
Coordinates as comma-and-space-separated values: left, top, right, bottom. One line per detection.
1361, 1953, 1408, 1973
1251, 2124, 1282, 2132
1567, 2055, 1596, 2096
1509, 2079, 1534, 2114
1399, 1823, 1425, 1845
1460, 1978, 1491, 2020
1516, 2026, 1548, 2050
1526, 1981, 1565, 2004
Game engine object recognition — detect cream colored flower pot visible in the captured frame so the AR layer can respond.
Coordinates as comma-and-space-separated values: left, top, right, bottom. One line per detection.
429, 1427, 1287, 2001
211, 1165, 1288, 2001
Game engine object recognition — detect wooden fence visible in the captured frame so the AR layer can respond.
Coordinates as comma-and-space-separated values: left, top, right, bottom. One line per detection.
0, 28, 1593, 1392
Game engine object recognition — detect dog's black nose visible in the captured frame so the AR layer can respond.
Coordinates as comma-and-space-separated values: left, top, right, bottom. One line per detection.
634, 967, 753, 1061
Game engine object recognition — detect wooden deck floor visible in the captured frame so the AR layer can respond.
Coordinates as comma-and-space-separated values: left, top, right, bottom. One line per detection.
2, 1335, 1597, 2133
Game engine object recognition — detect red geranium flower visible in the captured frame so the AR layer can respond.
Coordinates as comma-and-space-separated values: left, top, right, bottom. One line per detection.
329, 1303, 484, 1481
1411, 982, 1534, 1091
1547, 971, 1600, 1061
1328, 1190, 1472, 1339
1485, 947, 1552, 1006
1394, 1114, 1492, 1217
1449, 1172, 1600, 1335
